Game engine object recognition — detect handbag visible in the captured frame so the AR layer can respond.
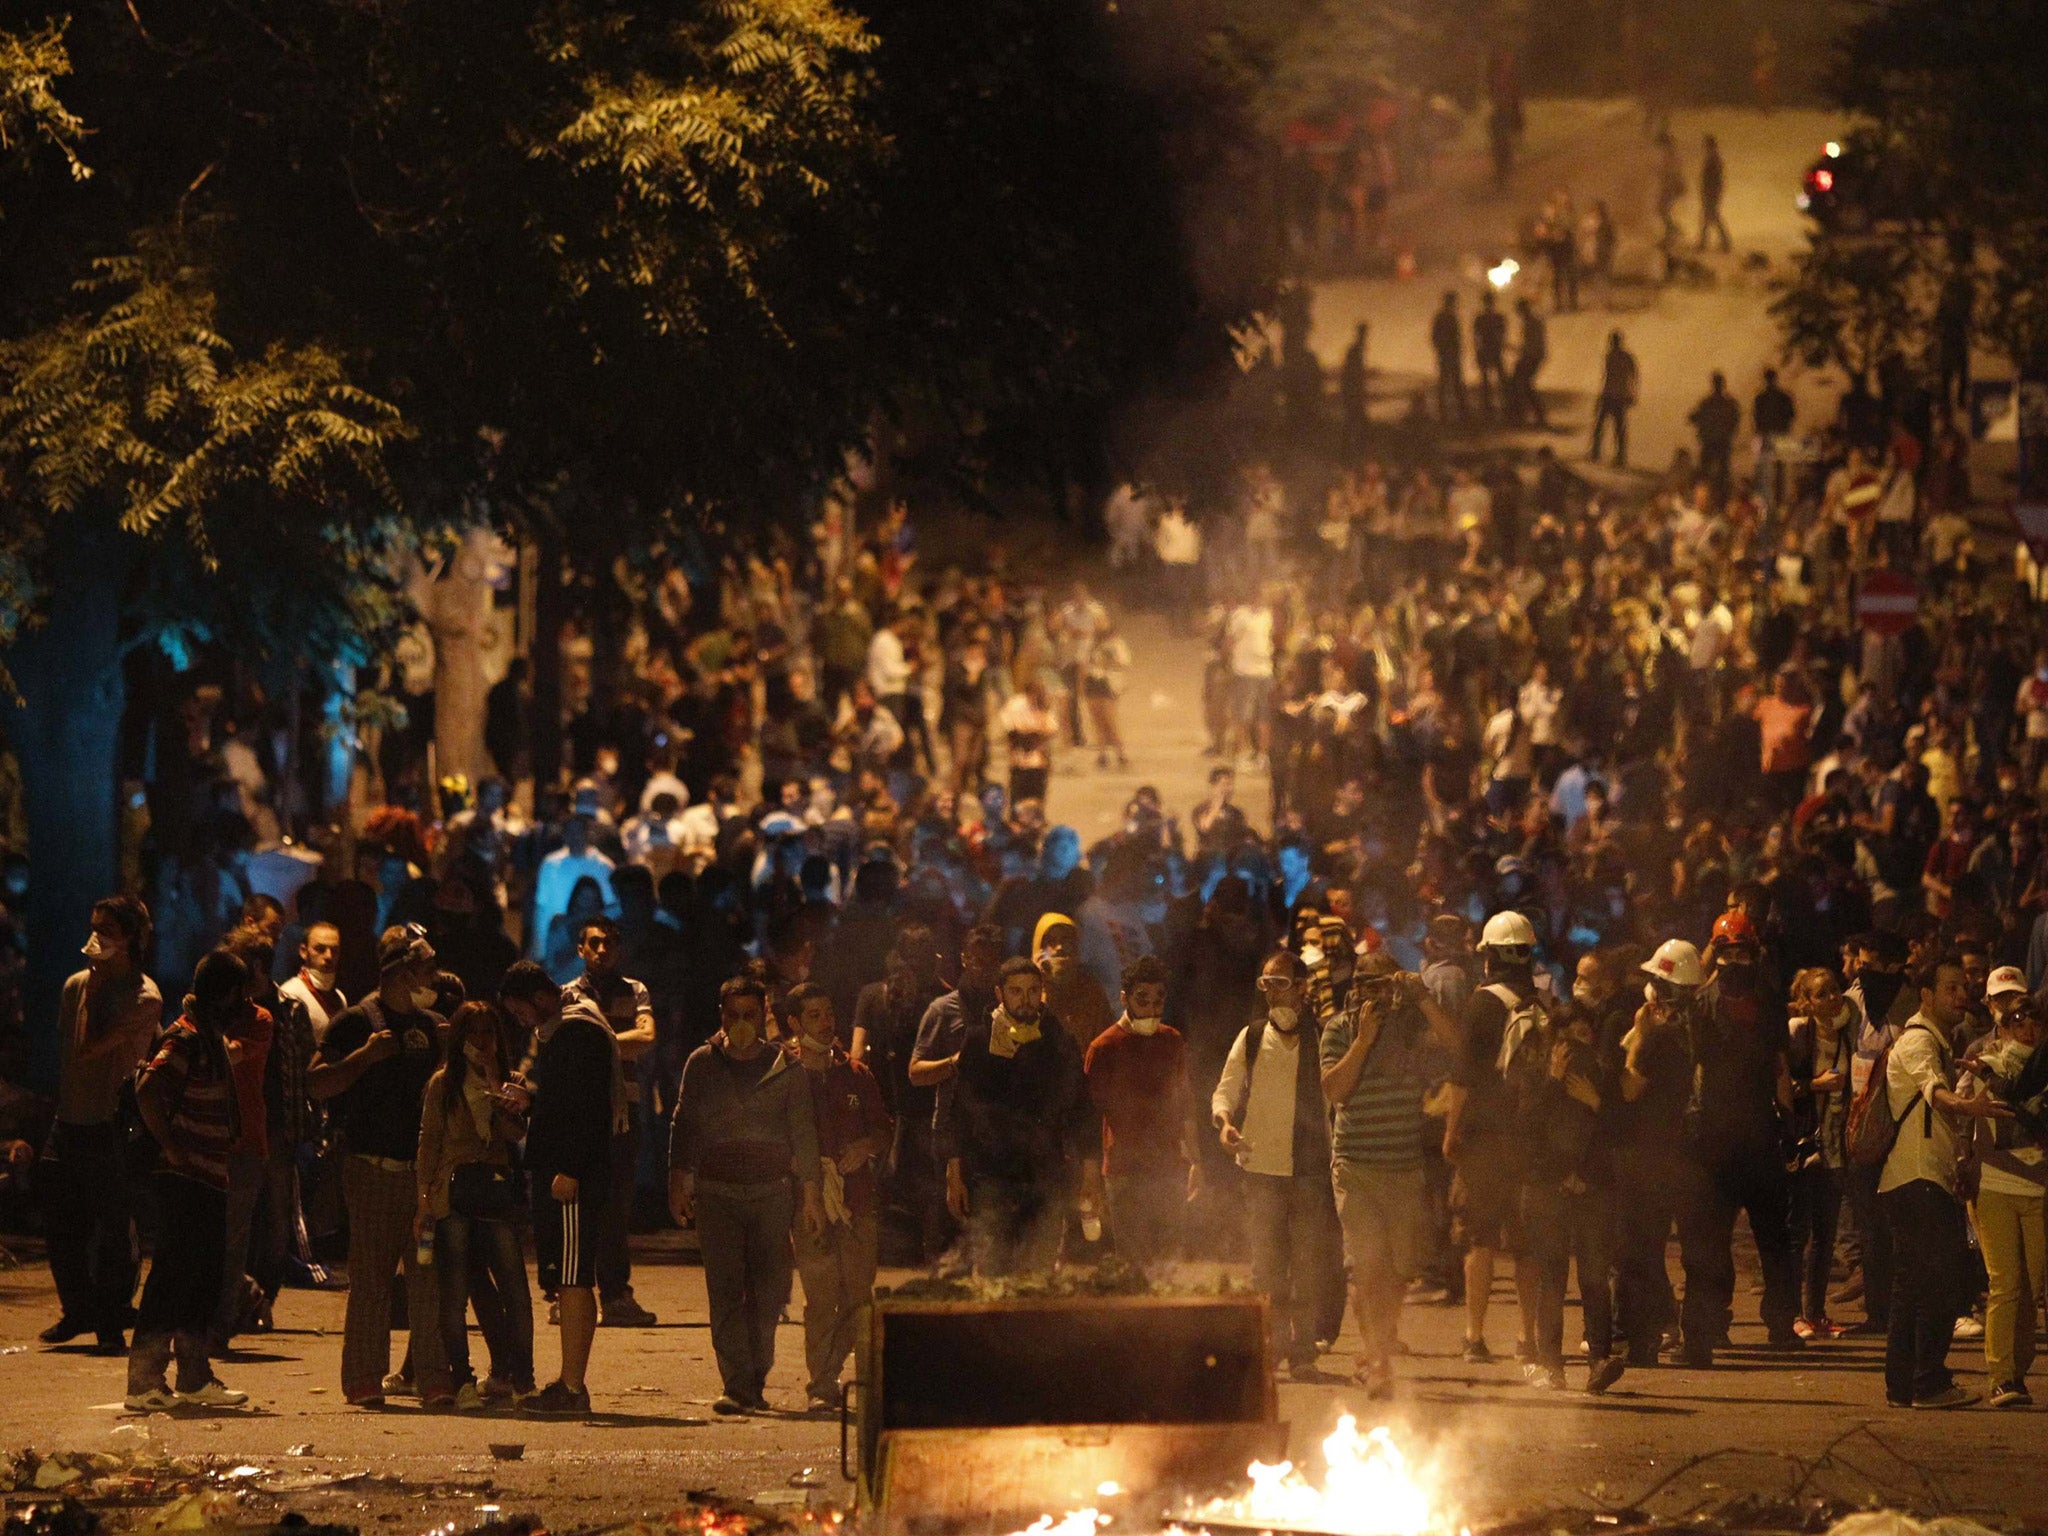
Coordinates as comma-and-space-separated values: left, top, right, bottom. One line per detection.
450, 1162, 523, 1221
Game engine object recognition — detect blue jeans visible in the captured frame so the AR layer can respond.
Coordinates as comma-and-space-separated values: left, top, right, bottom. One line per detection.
1242, 1172, 1329, 1369
435, 1214, 533, 1391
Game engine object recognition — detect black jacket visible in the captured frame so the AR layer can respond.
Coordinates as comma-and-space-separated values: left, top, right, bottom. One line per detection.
526, 1000, 615, 1186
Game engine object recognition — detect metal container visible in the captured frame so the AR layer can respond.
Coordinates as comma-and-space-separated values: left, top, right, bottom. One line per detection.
847, 1292, 1285, 1535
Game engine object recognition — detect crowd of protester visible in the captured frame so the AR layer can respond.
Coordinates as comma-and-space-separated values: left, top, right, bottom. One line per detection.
21, 329, 2048, 1421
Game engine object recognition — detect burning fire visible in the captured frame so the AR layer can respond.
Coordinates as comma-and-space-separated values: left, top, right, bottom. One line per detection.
1196, 1416, 1450, 1536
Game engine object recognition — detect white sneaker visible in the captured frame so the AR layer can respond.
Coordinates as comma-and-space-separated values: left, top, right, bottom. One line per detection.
382, 1371, 416, 1398
175, 1379, 248, 1408
1954, 1315, 1986, 1341
454, 1381, 484, 1411
124, 1387, 178, 1413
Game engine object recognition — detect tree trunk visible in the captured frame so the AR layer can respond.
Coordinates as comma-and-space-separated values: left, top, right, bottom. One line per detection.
1, 516, 135, 1093
419, 527, 498, 790
529, 530, 566, 793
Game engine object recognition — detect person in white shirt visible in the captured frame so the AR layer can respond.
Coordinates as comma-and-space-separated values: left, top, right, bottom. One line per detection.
1103, 483, 1152, 570
865, 612, 914, 716
1224, 598, 1275, 766
1517, 660, 1562, 783
1211, 952, 1336, 1378
1878, 960, 2011, 1408
279, 922, 348, 1043
1154, 504, 1203, 629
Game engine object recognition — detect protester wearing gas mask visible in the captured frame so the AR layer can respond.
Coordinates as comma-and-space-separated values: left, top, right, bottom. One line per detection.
1084, 956, 1197, 1264
309, 924, 452, 1408
1610, 941, 1700, 1368
42, 896, 161, 1359
1034, 913, 1112, 1053
1674, 911, 1802, 1365
1213, 950, 1338, 1379
125, 948, 251, 1412
784, 983, 891, 1413
1444, 910, 1546, 1368
1319, 949, 1461, 1397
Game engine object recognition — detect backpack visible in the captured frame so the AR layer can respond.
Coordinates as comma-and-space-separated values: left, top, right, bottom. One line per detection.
1845, 1022, 1934, 1168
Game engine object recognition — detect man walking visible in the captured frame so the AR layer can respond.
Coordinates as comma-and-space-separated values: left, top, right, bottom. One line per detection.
1880, 959, 2011, 1408
939, 958, 1102, 1276
1589, 332, 1638, 467
1319, 951, 1459, 1397
1430, 291, 1468, 423
1507, 299, 1548, 429
787, 983, 891, 1411
309, 926, 451, 1409
502, 961, 616, 1417
562, 917, 659, 1328
1472, 292, 1508, 419
1084, 956, 1196, 1264
670, 976, 824, 1415
1697, 134, 1730, 252
1213, 951, 1339, 1380
43, 897, 161, 1357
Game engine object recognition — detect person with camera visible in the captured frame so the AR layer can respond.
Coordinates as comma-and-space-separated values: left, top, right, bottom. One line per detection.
416, 1000, 534, 1409
1318, 949, 1460, 1397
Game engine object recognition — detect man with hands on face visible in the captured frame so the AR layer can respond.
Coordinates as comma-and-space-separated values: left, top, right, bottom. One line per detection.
939, 957, 1102, 1276
669, 976, 824, 1416
1318, 947, 1461, 1397
499, 961, 616, 1417
308, 925, 451, 1409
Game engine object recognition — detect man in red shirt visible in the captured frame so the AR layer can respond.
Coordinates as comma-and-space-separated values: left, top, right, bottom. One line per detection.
1083, 957, 1195, 1264
787, 984, 892, 1412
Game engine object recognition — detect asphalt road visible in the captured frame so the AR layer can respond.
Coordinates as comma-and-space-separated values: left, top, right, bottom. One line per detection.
1, 1240, 2046, 1533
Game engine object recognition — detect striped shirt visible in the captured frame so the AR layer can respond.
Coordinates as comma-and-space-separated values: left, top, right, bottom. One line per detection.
138, 1020, 238, 1190
1319, 1002, 1426, 1170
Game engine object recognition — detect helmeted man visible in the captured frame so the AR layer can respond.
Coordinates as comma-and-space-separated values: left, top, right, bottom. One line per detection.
1675, 911, 1803, 1364
1444, 910, 1546, 1364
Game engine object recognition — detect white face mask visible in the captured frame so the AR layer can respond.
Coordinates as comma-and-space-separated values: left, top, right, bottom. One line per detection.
410, 984, 439, 1011
1267, 1006, 1299, 1033
1125, 1014, 1161, 1037
1572, 980, 1598, 1007
307, 967, 337, 992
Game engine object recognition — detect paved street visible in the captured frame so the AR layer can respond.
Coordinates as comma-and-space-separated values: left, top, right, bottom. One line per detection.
2, 1244, 2046, 1531
1309, 101, 1850, 476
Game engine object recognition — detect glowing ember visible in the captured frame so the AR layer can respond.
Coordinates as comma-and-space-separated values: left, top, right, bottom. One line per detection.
1196, 1416, 1450, 1536
1017, 1511, 1111, 1536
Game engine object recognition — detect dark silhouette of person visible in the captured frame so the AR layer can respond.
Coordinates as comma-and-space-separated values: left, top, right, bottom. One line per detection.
1338, 322, 1370, 454
1689, 371, 1741, 502
1472, 292, 1508, 418
1590, 331, 1638, 467
1698, 135, 1730, 252
1507, 299, 1548, 429
1430, 292, 1468, 423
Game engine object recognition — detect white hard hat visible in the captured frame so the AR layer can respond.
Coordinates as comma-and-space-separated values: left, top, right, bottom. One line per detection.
1641, 939, 1704, 989
1480, 910, 1537, 950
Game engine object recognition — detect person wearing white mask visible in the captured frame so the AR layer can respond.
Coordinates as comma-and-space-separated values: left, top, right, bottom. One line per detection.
1084, 956, 1196, 1265
43, 896, 162, 1356
308, 925, 453, 1409
1212, 950, 1337, 1379
785, 984, 891, 1413
280, 922, 347, 1043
